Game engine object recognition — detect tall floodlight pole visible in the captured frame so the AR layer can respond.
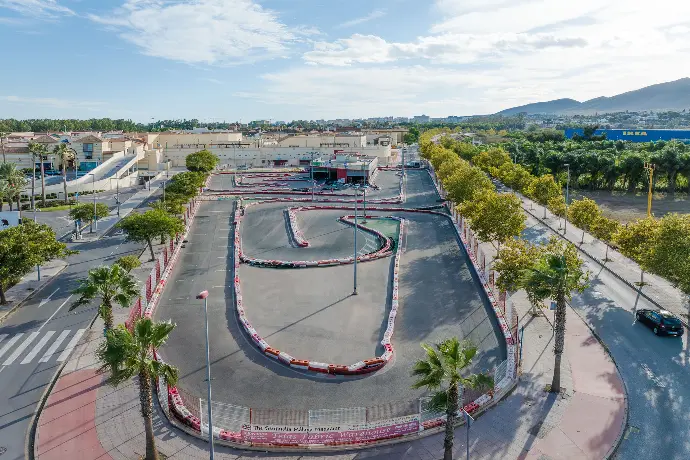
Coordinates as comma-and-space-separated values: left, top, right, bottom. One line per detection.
362, 162, 366, 222
311, 151, 315, 202
196, 290, 215, 460
92, 173, 97, 231
353, 189, 358, 295
564, 164, 570, 233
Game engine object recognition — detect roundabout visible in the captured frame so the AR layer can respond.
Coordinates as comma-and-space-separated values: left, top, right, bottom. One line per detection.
152, 168, 511, 447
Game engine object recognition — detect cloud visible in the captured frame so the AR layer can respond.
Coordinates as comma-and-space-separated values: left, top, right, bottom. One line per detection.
0, 0, 73, 17
337, 9, 386, 29
303, 33, 587, 66
201, 77, 223, 85
1, 95, 104, 110
88, 0, 299, 65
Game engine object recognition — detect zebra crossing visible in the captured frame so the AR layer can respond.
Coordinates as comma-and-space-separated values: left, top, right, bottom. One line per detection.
0, 329, 85, 367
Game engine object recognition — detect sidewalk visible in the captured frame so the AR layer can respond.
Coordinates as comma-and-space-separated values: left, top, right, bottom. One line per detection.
516, 191, 688, 322
0, 258, 67, 323
77, 174, 167, 242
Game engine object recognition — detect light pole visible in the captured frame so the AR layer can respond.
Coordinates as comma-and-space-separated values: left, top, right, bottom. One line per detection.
310, 151, 315, 202
353, 189, 358, 296
361, 162, 367, 222
87, 173, 96, 232
196, 290, 215, 460
564, 164, 570, 234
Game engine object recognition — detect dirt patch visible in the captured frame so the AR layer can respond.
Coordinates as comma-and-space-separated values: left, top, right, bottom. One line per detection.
572, 190, 690, 223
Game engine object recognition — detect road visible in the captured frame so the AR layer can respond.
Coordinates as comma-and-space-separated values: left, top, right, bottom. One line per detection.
0, 186, 164, 460
519, 211, 690, 459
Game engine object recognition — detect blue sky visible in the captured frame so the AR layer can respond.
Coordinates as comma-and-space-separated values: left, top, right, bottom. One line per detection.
1, 0, 689, 122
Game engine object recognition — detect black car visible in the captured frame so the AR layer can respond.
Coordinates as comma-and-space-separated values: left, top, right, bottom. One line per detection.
636, 309, 684, 336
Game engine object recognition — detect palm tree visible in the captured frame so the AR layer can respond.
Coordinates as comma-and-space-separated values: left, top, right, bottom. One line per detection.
27, 141, 42, 210
0, 163, 27, 217
71, 264, 139, 331
0, 179, 7, 212
412, 338, 494, 460
53, 143, 74, 204
0, 131, 8, 164
96, 317, 178, 460
521, 249, 587, 392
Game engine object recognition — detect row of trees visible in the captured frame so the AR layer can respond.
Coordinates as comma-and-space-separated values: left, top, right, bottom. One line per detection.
502, 133, 690, 194
420, 132, 589, 397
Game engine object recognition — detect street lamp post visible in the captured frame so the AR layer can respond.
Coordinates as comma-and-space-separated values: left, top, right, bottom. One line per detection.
353, 189, 358, 296
564, 164, 570, 234
311, 151, 315, 202
196, 290, 215, 460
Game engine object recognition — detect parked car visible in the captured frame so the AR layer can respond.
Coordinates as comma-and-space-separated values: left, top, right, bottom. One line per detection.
636, 309, 684, 336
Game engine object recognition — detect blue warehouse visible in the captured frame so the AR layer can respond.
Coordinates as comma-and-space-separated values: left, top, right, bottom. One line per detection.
564, 128, 690, 143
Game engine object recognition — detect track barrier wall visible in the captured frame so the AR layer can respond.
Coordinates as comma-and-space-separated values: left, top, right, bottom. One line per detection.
131, 168, 519, 449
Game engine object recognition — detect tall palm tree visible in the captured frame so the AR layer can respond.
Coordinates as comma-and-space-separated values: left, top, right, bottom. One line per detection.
521, 250, 587, 392
0, 131, 8, 164
97, 318, 178, 460
27, 141, 43, 210
53, 143, 74, 204
412, 338, 494, 460
71, 264, 139, 331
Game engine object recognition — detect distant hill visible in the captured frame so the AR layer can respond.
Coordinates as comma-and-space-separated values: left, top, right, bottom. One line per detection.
497, 78, 690, 115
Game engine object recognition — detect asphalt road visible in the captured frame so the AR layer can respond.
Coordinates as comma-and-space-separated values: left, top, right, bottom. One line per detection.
519, 213, 690, 459
0, 234, 143, 460
155, 169, 506, 411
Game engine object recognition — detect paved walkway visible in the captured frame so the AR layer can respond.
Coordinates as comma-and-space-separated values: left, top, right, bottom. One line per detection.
34, 202, 627, 460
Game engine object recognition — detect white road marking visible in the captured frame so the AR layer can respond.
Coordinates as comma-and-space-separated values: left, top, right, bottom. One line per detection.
39, 330, 71, 363
0, 334, 23, 360
38, 288, 60, 308
36, 295, 73, 335
3, 332, 40, 365
56, 329, 86, 362
0, 334, 7, 346
21, 331, 56, 364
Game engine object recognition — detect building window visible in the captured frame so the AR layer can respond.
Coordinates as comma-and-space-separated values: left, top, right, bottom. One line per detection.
83, 143, 94, 159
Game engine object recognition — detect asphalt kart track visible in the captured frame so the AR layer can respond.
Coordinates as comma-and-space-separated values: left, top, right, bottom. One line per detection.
156, 169, 506, 410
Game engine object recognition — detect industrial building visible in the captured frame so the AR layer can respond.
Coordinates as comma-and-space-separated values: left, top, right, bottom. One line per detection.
565, 128, 690, 143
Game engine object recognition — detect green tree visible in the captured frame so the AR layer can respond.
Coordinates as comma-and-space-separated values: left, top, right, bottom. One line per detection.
567, 197, 602, 243
547, 195, 567, 218
437, 156, 465, 182
71, 264, 139, 330
118, 210, 184, 260
444, 166, 494, 204
645, 214, 690, 294
473, 147, 511, 172
150, 198, 185, 216
521, 240, 588, 392
590, 216, 621, 260
0, 179, 7, 211
459, 191, 525, 253
69, 203, 110, 233
0, 130, 8, 164
165, 171, 207, 199
527, 174, 561, 217
116, 255, 142, 272
28, 141, 49, 206
429, 148, 457, 171
185, 149, 219, 173
97, 318, 178, 460
411, 338, 494, 460
0, 221, 71, 303
493, 239, 541, 293
53, 143, 75, 203
0, 163, 27, 215
614, 218, 660, 265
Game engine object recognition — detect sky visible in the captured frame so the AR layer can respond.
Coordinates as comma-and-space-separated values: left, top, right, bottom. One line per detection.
1, 0, 689, 122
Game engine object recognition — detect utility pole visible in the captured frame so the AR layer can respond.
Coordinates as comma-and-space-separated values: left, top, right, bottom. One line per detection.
644, 162, 655, 218
311, 151, 315, 202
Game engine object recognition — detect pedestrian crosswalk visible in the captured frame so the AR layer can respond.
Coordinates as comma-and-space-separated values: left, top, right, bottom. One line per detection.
0, 329, 86, 367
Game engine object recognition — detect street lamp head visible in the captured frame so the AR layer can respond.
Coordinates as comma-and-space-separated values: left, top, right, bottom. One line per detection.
196, 290, 209, 300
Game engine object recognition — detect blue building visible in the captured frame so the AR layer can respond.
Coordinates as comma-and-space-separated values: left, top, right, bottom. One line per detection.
564, 128, 690, 143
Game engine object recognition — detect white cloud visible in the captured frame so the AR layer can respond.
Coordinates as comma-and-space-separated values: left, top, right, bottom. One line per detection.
337, 9, 386, 29
89, 0, 299, 65
0, 0, 73, 17
1, 95, 104, 110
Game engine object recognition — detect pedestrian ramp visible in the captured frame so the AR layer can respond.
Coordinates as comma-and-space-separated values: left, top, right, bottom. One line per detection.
0, 329, 86, 367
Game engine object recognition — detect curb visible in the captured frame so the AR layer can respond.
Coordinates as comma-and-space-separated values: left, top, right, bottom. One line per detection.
0, 262, 68, 326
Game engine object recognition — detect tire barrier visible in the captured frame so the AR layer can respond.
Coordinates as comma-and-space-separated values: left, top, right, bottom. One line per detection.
285, 208, 310, 247
148, 182, 518, 449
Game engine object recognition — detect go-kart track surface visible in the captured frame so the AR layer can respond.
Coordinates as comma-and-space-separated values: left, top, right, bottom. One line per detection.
155, 169, 506, 410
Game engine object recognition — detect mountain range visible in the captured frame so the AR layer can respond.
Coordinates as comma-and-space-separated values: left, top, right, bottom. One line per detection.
496, 78, 690, 116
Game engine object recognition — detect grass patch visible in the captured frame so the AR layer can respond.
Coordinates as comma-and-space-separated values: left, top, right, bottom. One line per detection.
360, 217, 401, 248
37, 204, 73, 212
